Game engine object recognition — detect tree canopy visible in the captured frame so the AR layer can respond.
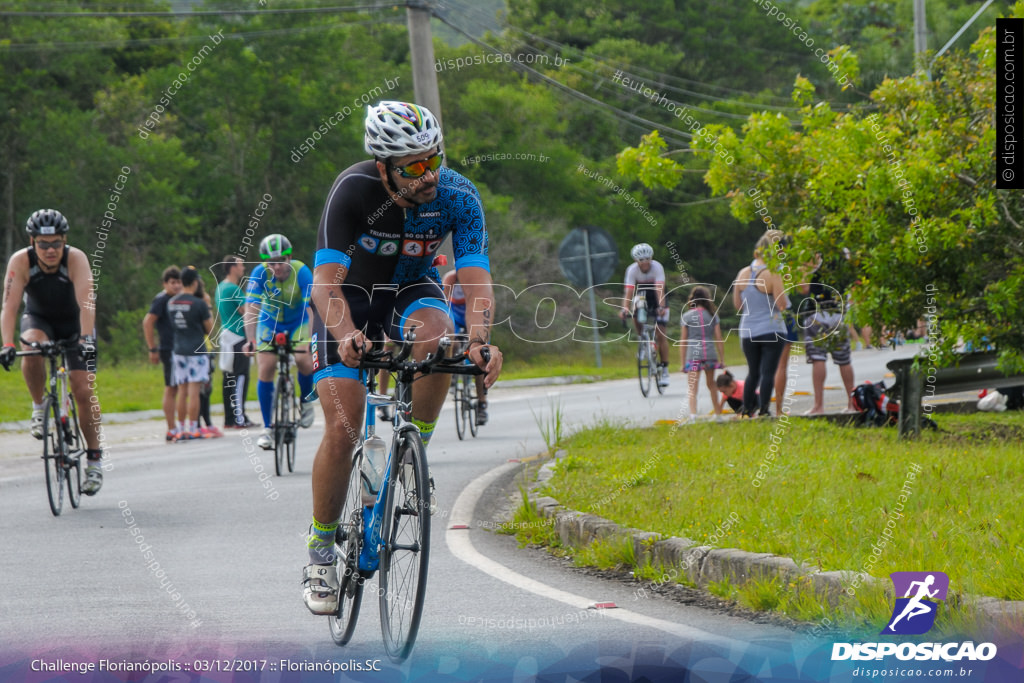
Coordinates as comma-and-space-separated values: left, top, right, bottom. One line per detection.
0, 0, 1012, 364
619, 6, 1023, 370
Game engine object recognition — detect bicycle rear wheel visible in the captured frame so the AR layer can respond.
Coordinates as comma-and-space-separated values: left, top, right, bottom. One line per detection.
378, 431, 430, 661
328, 446, 365, 645
453, 376, 467, 440
42, 396, 66, 516
637, 334, 652, 397
466, 376, 478, 438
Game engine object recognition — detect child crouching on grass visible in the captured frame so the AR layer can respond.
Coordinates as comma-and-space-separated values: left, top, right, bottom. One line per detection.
679, 286, 724, 423
716, 370, 746, 414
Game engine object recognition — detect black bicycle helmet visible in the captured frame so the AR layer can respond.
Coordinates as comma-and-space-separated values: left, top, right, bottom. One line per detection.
26, 209, 69, 236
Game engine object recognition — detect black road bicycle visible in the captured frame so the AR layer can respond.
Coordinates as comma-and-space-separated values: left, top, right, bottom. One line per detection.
16, 339, 86, 516
261, 332, 306, 476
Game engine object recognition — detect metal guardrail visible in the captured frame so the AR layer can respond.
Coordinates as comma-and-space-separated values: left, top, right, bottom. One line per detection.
887, 352, 1024, 437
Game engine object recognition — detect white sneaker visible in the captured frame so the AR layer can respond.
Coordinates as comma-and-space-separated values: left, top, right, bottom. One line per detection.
658, 366, 670, 387
82, 465, 103, 495
300, 401, 315, 428
302, 563, 339, 615
30, 407, 44, 440
256, 428, 274, 450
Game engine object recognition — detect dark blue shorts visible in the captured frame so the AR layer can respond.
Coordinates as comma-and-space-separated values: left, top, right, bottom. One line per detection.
311, 277, 448, 383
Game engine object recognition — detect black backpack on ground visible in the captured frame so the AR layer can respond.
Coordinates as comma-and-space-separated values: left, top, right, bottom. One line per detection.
851, 381, 897, 427
851, 381, 937, 430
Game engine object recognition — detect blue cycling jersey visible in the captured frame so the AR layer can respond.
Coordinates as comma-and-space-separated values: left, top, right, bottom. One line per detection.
313, 161, 489, 288
244, 260, 312, 327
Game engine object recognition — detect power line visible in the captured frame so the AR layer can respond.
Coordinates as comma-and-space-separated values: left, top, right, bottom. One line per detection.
1, 17, 398, 51
435, 4, 773, 150
432, 9, 699, 148
440, 0, 803, 117
0, 4, 385, 18
443, 0, 854, 110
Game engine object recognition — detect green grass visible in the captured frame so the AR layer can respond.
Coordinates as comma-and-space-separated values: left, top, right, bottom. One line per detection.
573, 535, 637, 571
504, 486, 563, 549
529, 412, 1024, 635
0, 360, 255, 420
499, 334, 745, 382
2, 334, 745, 419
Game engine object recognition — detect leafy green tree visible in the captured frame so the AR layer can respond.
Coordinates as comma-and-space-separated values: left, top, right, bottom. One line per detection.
621, 18, 1024, 371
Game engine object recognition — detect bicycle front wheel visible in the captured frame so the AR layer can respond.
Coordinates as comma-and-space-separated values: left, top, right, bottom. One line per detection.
637, 335, 652, 397
66, 392, 83, 508
378, 432, 430, 661
274, 375, 291, 476
453, 376, 467, 440
466, 376, 478, 438
286, 393, 298, 473
42, 396, 66, 516
328, 446, 365, 645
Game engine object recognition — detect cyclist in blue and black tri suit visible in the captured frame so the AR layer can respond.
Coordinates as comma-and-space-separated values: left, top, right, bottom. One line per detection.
301, 101, 503, 616
243, 234, 317, 450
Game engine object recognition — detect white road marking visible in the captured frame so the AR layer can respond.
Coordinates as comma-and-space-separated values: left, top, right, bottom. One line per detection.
445, 461, 749, 655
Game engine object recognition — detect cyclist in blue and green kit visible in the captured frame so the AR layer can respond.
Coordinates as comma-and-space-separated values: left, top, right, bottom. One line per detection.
243, 234, 317, 449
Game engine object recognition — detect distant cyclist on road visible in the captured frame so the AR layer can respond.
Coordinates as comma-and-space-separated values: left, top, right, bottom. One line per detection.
0, 210, 104, 494
619, 242, 671, 387
442, 268, 489, 425
303, 101, 503, 616
243, 234, 317, 450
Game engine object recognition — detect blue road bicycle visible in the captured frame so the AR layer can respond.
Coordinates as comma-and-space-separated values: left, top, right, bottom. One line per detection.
328, 333, 487, 661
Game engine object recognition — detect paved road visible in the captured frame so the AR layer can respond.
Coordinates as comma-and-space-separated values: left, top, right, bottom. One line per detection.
0, 345, 985, 681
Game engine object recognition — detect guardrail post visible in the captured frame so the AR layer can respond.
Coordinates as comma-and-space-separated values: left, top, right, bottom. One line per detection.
898, 365, 924, 439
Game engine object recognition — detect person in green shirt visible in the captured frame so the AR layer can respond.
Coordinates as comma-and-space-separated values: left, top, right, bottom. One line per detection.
215, 255, 253, 428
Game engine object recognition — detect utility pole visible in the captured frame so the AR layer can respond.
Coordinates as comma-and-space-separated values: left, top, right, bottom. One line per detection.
913, 0, 929, 77
406, 1, 443, 131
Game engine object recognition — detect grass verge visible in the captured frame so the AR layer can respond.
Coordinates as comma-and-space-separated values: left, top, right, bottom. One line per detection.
512, 413, 1024, 638
0, 359, 255, 420
2, 335, 745, 420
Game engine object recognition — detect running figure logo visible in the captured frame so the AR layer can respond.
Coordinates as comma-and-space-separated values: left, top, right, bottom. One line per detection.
882, 571, 949, 635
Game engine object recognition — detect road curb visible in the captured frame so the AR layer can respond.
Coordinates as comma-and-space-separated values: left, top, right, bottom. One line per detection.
527, 456, 1024, 636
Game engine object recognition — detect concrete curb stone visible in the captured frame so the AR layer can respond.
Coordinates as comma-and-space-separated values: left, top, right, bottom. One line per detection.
525, 460, 1024, 632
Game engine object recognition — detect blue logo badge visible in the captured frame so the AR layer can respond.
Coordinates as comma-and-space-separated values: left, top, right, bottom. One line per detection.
881, 571, 949, 635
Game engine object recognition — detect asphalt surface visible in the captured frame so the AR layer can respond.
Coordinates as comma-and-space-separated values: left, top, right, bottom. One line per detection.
0, 344, 997, 681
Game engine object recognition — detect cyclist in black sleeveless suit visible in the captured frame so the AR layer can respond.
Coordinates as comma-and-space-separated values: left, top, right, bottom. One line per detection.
0, 210, 105, 494
300, 101, 503, 615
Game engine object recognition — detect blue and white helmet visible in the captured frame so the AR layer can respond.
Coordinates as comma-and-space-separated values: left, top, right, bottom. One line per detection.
364, 101, 443, 158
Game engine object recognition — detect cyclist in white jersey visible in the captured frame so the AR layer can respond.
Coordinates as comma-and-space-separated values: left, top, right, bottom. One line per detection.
619, 243, 671, 387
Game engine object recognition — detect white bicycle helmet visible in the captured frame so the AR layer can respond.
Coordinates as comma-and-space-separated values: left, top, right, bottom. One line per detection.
364, 101, 443, 158
630, 243, 654, 261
